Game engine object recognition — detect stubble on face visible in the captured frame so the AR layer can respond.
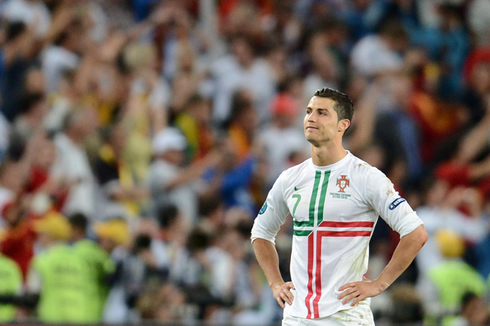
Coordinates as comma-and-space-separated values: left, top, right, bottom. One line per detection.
303, 97, 340, 147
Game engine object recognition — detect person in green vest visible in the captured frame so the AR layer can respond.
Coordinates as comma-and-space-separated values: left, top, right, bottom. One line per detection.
0, 214, 131, 324
0, 229, 23, 323
422, 229, 487, 325
27, 211, 92, 324
69, 213, 116, 323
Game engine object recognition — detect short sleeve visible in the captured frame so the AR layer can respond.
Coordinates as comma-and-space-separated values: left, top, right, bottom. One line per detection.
251, 172, 290, 244
365, 169, 423, 237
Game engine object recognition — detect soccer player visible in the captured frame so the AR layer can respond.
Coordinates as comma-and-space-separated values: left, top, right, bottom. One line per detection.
251, 88, 428, 325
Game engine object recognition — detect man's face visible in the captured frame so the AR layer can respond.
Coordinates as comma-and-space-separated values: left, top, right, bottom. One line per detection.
80, 107, 99, 136
110, 125, 127, 155
192, 102, 211, 125
99, 237, 117, 253
304, 96, 347, 146
163, 149, 185, 166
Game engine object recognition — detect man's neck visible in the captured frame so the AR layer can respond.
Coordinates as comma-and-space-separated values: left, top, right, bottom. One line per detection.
65, 130, 82, 145
310, 142, 348, 166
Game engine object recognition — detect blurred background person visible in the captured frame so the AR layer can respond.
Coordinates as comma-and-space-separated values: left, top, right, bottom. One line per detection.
418, 229, 487, 325
69, 213, 115, 324
91, 217, 131, 324
1, 211, 93, 324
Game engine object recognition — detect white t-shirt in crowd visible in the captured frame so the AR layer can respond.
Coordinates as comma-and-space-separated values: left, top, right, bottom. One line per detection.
52, 133, 95, 218
41, 46, 80, 93
251, 152, 423, 319
147, 159, 198, 224
350, 35, 403, 77
258, 126, 310, 185
2, 0, 51, 38
211, 55, 276, 125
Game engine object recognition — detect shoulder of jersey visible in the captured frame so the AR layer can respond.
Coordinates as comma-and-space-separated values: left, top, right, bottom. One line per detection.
352, 156, 377, 175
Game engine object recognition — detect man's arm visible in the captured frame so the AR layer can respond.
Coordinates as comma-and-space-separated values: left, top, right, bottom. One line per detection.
252, 238, 295, 308
338, 225, 428, 306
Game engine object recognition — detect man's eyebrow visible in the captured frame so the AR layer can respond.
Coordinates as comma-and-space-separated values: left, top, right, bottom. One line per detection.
306, 107, 329, 110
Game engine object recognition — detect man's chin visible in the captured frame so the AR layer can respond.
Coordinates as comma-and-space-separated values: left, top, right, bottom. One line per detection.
305, 136, 318, 147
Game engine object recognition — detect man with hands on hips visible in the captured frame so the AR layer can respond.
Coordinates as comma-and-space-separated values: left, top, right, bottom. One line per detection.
251, 88, 428, 325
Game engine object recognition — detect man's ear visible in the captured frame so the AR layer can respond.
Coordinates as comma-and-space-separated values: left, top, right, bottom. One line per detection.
338, 119, 350, 133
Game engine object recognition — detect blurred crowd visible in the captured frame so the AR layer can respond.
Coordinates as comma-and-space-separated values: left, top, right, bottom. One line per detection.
0, 0, 489, 325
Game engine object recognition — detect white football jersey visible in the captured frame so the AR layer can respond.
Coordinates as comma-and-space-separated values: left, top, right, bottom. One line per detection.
251, 152, 423, 319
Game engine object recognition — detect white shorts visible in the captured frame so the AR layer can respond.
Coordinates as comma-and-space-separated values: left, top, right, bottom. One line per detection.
282, 302, 375, 326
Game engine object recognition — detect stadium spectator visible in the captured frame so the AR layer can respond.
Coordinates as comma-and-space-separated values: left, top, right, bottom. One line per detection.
92, 217, 132, 323
69, 213, 115, 323
451, 292, 490, 326
418, 230, 486, 324
27, 212, 91, 324
150, 203, 191, 284
174, 94, 215, 163
94, 122, 148, 218
148, 127, 219, 223
257, 92, 309, 185
350, 18, 408, 78
52, 107, 98, 219
0, 20, 38, 123
211, 37, 276, 126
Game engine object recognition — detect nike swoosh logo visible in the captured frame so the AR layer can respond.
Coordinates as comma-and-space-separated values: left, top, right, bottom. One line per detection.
294, 186, 306, 191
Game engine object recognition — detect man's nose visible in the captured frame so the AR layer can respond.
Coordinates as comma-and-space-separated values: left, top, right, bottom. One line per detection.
307, 112, 316, 121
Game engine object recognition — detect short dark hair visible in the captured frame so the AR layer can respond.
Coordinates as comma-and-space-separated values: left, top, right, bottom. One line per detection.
185, 93, 206, 108
62, 107, 81, 132
229, 89, 254, 122
69, 213, 88, 233
198, 195, 223, 217
314, 87, 354, 122
18, 92, 45, 115
378, 18, 407, 40
187, 228, 210, 253
6, 21, 26, 42
133, 234, 152, 253
157, 204, 179, 229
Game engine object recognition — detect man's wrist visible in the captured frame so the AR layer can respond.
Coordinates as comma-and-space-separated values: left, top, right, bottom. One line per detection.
269, 279, 285, 289
373, 278, 390, 293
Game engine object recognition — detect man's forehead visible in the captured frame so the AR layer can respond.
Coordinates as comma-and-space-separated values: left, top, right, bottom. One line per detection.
307, 96, 336, 109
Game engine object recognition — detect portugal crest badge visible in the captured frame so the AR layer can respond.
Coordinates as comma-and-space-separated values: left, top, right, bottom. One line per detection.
336, 175, 350, 193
